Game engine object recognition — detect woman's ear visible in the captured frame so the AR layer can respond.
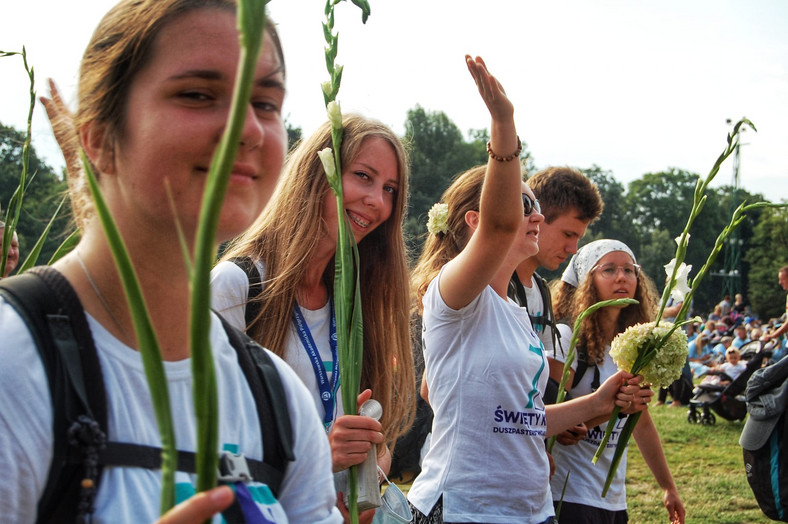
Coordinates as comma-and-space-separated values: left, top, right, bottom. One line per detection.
80, 121, 116, 175
464, 209, 480, 232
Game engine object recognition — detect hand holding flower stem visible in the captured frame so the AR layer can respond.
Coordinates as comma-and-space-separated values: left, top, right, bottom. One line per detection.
546, 298, 637, 454
593, 117, 788, 499
317, 2, 370, 523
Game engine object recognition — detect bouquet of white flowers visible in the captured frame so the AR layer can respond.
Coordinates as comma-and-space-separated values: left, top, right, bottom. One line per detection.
593, 117, 788, 497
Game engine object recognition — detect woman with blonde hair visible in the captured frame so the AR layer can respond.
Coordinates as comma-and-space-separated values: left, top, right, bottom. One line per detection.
549, 239, 685, 524
211, 113, 415, 521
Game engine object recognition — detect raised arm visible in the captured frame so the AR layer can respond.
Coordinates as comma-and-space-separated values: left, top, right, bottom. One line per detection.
40, 79, 82, 181
439, 56, 523, 310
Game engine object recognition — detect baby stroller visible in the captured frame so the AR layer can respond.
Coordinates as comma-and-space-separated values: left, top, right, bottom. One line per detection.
687, 340, 774, 425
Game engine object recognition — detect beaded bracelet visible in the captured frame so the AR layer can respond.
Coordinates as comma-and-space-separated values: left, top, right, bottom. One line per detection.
486, 136, 522, 162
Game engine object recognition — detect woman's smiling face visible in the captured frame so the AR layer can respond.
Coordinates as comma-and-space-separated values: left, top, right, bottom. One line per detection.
321, 136, 399, 244
100, 8, 287, 243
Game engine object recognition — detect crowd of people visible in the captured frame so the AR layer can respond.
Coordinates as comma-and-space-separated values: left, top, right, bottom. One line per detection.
657, 278, 788, 409
1, 1, 787, 523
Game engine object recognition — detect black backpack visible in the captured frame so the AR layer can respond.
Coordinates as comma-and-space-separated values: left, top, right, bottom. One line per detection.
0, 267, 294, 523
230, 256, 264, 332
741, 356, 788, 522
743, 411, 788, 521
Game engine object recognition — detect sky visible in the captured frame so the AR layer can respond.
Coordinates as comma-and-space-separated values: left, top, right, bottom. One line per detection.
2, 0, 787, 202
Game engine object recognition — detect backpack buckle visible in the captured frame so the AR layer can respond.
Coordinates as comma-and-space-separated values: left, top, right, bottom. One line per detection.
218, 451, 253, 483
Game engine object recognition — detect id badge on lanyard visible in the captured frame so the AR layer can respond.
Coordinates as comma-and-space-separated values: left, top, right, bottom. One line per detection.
292, 299, 339, 431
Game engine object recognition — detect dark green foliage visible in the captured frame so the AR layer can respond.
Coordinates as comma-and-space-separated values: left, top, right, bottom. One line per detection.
1, 122, 71, 272
286, 120, 302, 152
583, 165, 633, 247
625, 168, 699, 240
638, 228, 674, 288
547, 164, 774, 317
745, 205, 788, 319
403, 106, 488, 258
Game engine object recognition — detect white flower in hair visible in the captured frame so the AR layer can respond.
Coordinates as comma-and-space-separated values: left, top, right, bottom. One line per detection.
427, 203, 449, 235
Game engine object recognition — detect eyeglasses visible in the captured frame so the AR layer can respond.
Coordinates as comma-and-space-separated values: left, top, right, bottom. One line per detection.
522, 194, 541, 216
591, 262, 641, 280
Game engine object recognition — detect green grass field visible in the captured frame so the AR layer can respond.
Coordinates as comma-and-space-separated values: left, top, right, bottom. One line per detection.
628, 403, 769, 523
394, 403, 772, 523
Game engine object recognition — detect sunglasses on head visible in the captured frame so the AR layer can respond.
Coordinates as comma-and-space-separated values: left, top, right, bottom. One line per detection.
522, 193, 541, 216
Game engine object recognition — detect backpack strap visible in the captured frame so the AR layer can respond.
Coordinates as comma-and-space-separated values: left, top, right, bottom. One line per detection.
509, 271, 529, 308
533, 272, 565, 358
0, 267, 108, 524
571, 344, 600, 391
509, 271, 565, 358
90, 317, 294, 497
230, 256, 263, 332
220, 315, 295, 483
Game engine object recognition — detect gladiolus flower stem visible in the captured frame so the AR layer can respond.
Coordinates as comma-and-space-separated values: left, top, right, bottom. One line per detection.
547, 298, 636, 454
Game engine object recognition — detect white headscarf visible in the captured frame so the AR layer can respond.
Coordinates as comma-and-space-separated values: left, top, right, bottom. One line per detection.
561, 239, 636, 288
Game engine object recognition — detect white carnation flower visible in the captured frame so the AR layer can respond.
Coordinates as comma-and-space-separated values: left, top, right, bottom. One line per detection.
426, 203, 449, 235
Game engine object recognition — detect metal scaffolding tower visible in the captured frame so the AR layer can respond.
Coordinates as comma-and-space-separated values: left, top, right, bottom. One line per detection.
712, 119, 745, 297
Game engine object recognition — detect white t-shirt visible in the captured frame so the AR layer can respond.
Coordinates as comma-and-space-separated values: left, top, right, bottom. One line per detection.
549, 346, 629, 511
211, 260, 343, 424
519, 277, 575, 372
721, 361, 747, 382
0, 295, 341, 524
407, 270, 553, 523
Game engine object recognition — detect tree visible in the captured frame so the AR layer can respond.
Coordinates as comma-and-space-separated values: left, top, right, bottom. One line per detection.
745, 205, 788, 319
402, 105, 535, 259
624, 168, 698, 247
403, 106, 486, 257
638, 228, 675, 292
0, 122, 71, 270
285, 120, 301, 152
581, 165, 634, 246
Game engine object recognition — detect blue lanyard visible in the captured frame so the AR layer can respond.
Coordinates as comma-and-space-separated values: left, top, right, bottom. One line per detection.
292, 299, 339, 430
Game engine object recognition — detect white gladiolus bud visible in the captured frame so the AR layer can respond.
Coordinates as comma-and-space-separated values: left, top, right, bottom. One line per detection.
327, 100, 342, 130
318, 147, 337, 183
321, 81, 333, 99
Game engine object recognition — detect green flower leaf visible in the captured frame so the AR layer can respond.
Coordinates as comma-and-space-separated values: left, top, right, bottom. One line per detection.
350, 0, 371, 23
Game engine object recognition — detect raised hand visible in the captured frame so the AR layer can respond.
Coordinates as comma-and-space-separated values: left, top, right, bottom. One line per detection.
465, 55, 514, 123
40, 79, 81, 179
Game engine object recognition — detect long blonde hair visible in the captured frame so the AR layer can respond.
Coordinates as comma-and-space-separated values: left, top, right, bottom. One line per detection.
221, 114, 414, 444
410, 165, 488, 315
